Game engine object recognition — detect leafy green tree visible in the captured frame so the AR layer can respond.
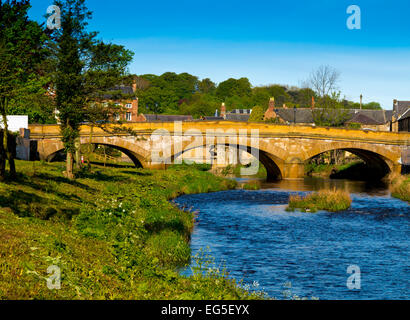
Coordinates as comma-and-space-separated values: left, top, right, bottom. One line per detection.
363, 102, 382, 110
248, 106, 264, 122
198, 78, 216, 94
216, 78, 252, 100
287, 87, 316, 108
0, 0, 48, 179
313, 92, 349, 127
50, 0, 133, 179
179, 93, 220, 118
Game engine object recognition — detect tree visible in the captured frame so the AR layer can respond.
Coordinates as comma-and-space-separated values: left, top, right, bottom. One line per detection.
179, 93, 219, 118
0, 0, 48, 179
198, 78, 216, 94
313, 92, 349, 127
50, 0, 133, 179
216, 78, 252, 100
248, 106, 264, 122
305, 65, 340, 98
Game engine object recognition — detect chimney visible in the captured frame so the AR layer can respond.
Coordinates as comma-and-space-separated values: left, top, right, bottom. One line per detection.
393, 99, 398, 114
268, 97, 275, 111
221, 103, 226, 119
311, 96, 315, 109
132, 79, 137, 93
131, 97, 139, 119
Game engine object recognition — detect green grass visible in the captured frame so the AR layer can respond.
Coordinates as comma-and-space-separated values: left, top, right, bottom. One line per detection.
287, 189, 352, 213
0, 160, 264, 300
305, 161, 364, 177
390, 174, 410, 202
240, 181, 261, 190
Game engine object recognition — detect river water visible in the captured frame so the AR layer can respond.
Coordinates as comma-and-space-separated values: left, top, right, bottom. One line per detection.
175, 178, 409, 300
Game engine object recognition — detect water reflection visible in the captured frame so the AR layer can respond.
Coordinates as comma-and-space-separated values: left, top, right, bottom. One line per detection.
236, 176, 390, 196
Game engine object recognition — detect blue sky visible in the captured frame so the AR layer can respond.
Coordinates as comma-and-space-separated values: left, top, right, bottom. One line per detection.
29, 0, 410, 108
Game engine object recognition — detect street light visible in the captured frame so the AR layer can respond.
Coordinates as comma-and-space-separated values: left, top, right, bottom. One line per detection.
294, 106, 297, 124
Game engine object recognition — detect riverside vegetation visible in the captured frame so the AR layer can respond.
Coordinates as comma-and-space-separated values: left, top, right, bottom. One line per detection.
390, 173, 410, 202
287, 189, 352, 213
0, 161, 266, 300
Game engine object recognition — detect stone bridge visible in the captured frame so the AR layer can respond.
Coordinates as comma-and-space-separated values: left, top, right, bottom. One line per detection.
28, 121, 410, 180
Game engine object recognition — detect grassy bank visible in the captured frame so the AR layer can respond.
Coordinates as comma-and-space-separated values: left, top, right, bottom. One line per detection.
287, 189, 352, 213
305, 161, 364, 178
390, 173, 410, 202
0, 161, 264, 300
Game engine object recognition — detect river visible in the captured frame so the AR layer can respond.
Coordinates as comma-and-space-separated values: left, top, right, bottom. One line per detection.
175, 177, 409, 300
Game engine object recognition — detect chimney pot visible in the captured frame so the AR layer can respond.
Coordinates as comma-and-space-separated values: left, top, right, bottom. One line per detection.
221, 103, 226, 118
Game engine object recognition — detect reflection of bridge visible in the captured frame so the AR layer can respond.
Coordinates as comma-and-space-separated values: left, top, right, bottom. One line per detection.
29, 122, 410, 180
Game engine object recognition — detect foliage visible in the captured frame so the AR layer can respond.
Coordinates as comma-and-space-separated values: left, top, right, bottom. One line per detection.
0, 0, 49, 179
313, 92, 350, 127
248, 106, 264, 122
346, 122, 362, 129
241, 181, 261, 190
390, 173, 410, 202
287, 189, 352, 213
179, 93, 220, 118
49, 0, 133, 179
0, 160, 263, 299
215, 78, 252, 100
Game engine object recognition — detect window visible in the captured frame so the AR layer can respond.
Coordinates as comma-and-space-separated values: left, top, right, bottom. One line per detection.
113, 113, 120, 121
125, 103, 132, 109
126, 112, 132, 121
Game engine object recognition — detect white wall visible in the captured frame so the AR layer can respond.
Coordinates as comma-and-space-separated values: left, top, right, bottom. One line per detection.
0, 115, 29, 133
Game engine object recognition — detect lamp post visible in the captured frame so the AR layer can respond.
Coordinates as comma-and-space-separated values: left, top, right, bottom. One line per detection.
294, 106, 297, 124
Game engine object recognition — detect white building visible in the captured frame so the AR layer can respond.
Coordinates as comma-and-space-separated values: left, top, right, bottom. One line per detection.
0, 115, 28, 133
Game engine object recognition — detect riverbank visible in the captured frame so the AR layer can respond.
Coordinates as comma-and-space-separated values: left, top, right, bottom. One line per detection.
390, 173, 410, 202
0, 161, 262, 300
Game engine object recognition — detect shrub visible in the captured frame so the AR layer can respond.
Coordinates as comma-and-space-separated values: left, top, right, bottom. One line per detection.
390, 173, 410, 202
287, 189, 352, 212
248, 106, 265, 122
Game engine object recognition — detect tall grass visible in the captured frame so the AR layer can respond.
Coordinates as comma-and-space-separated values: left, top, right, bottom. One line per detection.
0, 160, 263, 300
389, 173, 410, 202
287, 189, 352, 213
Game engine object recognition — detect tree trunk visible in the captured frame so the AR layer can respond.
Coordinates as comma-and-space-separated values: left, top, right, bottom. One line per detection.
66, 151, 75, 180
1, 98, 16, 179
0, 153, 5, 181
75, 138, 81, 169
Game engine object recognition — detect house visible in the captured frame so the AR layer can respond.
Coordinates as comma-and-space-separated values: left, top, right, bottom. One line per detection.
103, 85, 145, 122
229, 109, 252, 115
263, 97, 393, 130
392, 100, 410, 132
398, 108, 410, 132
345, 112, 386, 131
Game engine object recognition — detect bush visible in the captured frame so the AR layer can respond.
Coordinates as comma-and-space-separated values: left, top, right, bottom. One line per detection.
287, 189, 352, 213
390, 173, 410, 202
248, 106, 265, 122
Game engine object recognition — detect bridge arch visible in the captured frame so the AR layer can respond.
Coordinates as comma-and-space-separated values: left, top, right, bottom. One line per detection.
39, 136, 151, 168
167, 137, 288, 180
303, 142, 399, 179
